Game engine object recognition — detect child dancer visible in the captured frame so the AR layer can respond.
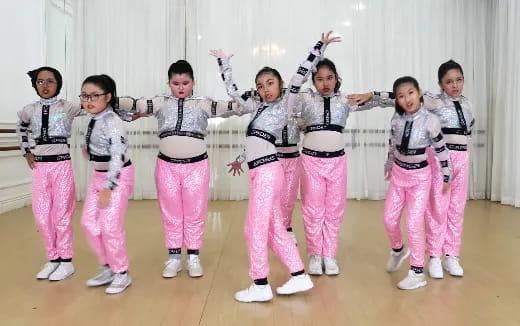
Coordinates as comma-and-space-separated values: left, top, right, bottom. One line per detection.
229, 91, 301, 244
79, 75, 135, 294
210, 31, 340, 303
423, 60, 474, 278
132, 60, 239, 279
350, 60, 474, 278
382, 76, 451, 290
288, 57, 393, 276
17, 67, 76, 281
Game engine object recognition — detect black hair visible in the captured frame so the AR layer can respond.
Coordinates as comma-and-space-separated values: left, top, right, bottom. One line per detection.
254, 67, 284, 101
312, 58, 342, 93
392, 76, 422, 115
437, 59, 464, 83
27, 66, 63, 97
81, 74, 117, 108
168, 60, 194, 81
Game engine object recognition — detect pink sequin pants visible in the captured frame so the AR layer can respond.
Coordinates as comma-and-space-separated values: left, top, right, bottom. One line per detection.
425, 148, 469, 257
383, 163, 431, 267
279, 156, 301, 229
246, 161, 304, 280
300, 154, 346, 258
81, 165, 134, 273
32, 160, 76, 260
155, 157, 209, 250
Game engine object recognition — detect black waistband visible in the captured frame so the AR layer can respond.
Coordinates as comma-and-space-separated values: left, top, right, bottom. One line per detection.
442, 127, 467, 136
95, 160, 132, 172
247, 154, 278, 169
89, 154, 111, 162
396, 146, 426, 156
158, 152, 208, 164
275, 143, 298, 148
276, 151, 300, 159
35, 137, 68, 145
246, 128, 276, 144
159, 130, 205, 139
302, 147, 345, 158
304, 124, 343, 134
394, 159, 428, 170
33, 153, 71, 162
446, 143, 468, 151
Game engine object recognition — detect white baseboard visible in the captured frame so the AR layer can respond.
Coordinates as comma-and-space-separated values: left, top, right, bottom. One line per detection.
0, 193, 32, 214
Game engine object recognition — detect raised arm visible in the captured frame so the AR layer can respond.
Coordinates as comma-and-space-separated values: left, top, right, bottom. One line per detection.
210, 49, 256, 115
286, 31, 340, 114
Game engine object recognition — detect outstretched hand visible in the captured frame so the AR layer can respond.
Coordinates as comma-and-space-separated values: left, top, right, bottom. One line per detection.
347, 92, 373, 105
209, 49, 233, 60
321, 30, 342, 45
131, 112, 151, 121
227, 160, 244, 176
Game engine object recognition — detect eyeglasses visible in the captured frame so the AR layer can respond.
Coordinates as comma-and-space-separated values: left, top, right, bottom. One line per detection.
78, 93, 107, 102
36, 79, 57, 86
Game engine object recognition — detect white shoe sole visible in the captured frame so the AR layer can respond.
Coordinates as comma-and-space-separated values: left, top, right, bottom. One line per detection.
48, 271, 74, 281
235, 294, 273, 303
325, 269, 340, 276
397, 280, 427, 290
162, 267, 182, 278
188, 270, 203, 278
105, 283, 131, 294
276, 280, 314, 295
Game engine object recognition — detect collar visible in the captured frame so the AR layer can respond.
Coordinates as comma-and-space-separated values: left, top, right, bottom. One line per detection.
39, 96, 58, 105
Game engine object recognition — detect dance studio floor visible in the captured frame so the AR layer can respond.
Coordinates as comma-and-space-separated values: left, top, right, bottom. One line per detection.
0, 200, 519, 326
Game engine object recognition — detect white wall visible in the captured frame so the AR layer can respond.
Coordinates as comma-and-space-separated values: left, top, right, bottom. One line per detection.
0, 0, 45, 213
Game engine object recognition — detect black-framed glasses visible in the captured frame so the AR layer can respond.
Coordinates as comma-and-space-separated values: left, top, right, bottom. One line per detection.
78, 93, 108, 102
36, 79, 57, 86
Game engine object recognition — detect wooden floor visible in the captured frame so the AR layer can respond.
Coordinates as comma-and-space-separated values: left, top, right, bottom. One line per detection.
0, 200, 519, 326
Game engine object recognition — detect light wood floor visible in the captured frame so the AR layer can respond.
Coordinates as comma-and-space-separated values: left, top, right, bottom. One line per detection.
0, 200, 519, 326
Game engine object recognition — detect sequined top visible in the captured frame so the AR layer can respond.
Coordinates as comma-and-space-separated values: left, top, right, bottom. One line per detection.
86, 107, 130, 190
135, 94, 239, 139
17, 97, 134, 156
239, 90, 301, 148
375, 91, 475, 147
293, 90, 394, 133
386, 107, 452, 182
423, 91, 475, 141
17, 97, 81, 156
218, 40, 325, 162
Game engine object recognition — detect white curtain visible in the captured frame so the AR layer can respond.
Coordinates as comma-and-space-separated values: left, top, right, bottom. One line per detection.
489, 0, 520, 207
56, 0, 490, 201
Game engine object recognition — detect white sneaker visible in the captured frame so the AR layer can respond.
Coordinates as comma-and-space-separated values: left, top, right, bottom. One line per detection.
323, 256, 340, 275
234, 283, 273, 303
276, 274, 314, 295
288, 230, 298, 245
397, 270, 427, 290
162, 258, 182, 278
105, 273, 132, 294
48, 262, 75, 281
428, 257, 444, 279
443, 256, 464, 277
308, 255, 323, 275
187, 254, 203, 277
36, 262, 60, 280
386, 247, 410, 272
86, 266, 115, 287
